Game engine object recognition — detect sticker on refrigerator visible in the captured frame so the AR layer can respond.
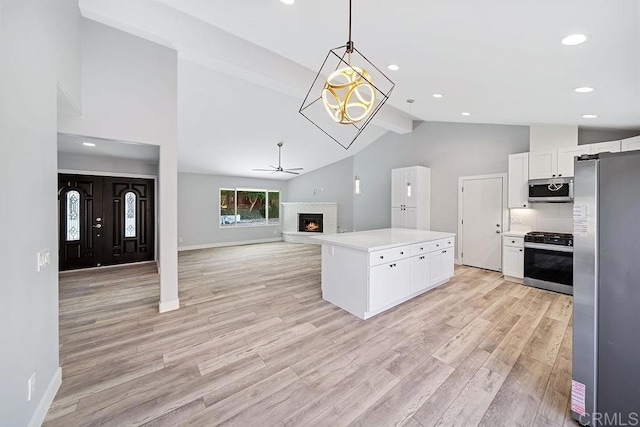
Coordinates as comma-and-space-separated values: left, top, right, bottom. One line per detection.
573, 205, 588, 237
571, 379, 587, 416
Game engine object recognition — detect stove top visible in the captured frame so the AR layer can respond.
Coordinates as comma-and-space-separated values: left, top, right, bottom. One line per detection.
525, 231, 573, 246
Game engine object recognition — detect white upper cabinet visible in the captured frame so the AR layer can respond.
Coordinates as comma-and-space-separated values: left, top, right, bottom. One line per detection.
508, 152, 529, 209
391, 168, 405, 207
529, 150, 557, 179
622, 135, 640, 152
557, 146, 591, 177
590, 140, 621, 154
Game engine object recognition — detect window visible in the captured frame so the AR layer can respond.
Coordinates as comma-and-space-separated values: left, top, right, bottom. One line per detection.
220, 188, 280, 227
124, 191, 136, 238
66, 190, 80, 241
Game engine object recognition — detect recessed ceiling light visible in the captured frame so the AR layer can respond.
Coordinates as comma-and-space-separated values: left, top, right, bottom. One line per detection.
280, 0, 294, 4
387, 64, 400, 71
582, 114, 598, 119
432, 94, 443, 98
82, 142, 96, 147
561, 34, 589, 46
461, 112, 471, 116
574, 86, 594, 93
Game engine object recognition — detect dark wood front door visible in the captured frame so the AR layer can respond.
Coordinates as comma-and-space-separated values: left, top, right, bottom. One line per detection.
58, 174, 155, 271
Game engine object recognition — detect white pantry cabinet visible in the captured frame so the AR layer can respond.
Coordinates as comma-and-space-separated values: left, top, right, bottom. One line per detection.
391, 166, 430, 230
502, 236, 524, 281
508, 152, 529, 208
316, 229, 455, 319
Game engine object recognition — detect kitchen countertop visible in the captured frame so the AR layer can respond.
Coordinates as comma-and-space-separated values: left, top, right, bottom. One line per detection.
312, 228, 455, 252
502, 230, 528, 238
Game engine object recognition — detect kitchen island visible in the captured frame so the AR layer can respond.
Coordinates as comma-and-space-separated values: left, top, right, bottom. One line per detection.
313, 228, 456, 320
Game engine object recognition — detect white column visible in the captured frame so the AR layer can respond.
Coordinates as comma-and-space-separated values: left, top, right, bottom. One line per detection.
158, 143, 179, 312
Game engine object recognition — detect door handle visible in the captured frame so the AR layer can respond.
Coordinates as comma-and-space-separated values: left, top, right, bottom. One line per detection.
495, 230, 501, 233
93, 224, 102, 229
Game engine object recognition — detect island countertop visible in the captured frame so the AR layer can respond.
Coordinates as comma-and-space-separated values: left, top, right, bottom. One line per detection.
312, 228, 456, 252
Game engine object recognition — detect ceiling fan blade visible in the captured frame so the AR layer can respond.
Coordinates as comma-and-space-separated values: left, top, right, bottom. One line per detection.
252, 168, 275, 171
269, 165, 278, 169
283, 170, 300, 175
284, 168, 304, 171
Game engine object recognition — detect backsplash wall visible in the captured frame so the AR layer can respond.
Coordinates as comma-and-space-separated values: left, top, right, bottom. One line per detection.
509, 203, 573, 233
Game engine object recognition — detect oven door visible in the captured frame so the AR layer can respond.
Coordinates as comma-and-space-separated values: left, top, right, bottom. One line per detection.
524, 243, 573, 295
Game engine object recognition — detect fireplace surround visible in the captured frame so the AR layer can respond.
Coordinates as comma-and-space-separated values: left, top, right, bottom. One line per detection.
281, 202, 337, 244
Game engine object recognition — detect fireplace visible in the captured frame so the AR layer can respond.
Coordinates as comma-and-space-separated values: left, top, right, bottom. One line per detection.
298, 213, 323, 233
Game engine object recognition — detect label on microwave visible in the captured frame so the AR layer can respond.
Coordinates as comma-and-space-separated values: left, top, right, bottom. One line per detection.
573, 205, 588, 237
571, 379, 587, 416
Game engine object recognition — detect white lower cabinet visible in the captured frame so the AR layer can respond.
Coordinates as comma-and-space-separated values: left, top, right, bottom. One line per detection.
502, 236, 524, 281
430, 246, 455, 285
409, 253, 430, 294
369, 259, 410, 311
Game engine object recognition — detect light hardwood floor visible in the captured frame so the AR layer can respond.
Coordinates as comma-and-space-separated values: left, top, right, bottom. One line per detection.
45, 242, 577, 426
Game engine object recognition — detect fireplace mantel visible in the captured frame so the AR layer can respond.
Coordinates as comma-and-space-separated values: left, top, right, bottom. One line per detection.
281, 202, 337, 244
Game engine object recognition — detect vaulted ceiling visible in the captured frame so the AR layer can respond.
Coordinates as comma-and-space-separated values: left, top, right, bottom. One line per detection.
77, 0, 640, 179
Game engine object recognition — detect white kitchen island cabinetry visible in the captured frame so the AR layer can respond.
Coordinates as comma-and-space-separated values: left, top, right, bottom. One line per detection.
314, 228, 455, 320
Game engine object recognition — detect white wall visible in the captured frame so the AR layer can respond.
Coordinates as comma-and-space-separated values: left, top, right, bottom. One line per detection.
285, 157, 354, 232
178, 173, 287, 248
353, 121, 531, 234
0, 1, 80, 425
58, 19, 179, 311
58, 152, 158, 176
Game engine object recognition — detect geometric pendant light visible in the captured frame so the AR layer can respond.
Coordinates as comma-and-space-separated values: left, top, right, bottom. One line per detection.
299, 0, 395, 150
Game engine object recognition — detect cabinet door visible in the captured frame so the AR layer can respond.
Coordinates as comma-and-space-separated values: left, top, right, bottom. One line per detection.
391, 168, 405, 207
391, 207, 405, 228
404, 167, 418, 208
404, 207, 418, 229
369, 263, 391, 311
390, 258, 411, 302
557, 146, 591, 177
410, 255, 430, 294
508, 152, 529, 208
529, 150, 557, 179
621, 135, 640, 152
590, 140, 621, 154
430, 251, 443, 285
442, 248, 455, 278
502, 245, 524, 278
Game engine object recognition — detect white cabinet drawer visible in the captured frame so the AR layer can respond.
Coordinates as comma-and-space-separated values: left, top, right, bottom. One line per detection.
369, 246, 410, 266
410, 242, 430, 256
503, 236, 524, 248
430, 238, 454, 252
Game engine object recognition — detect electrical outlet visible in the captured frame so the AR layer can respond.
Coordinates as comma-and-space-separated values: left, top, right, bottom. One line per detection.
27, 372, 36, 401
510, 217, 522, 224
178, 237, 183, 243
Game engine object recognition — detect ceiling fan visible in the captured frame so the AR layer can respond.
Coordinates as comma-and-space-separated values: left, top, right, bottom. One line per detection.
253, 142, 304, 175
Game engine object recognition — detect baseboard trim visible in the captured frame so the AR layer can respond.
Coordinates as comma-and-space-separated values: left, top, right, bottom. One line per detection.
159, 299, 180, 313
178, 237, 283, 252
28, 367, 62, 427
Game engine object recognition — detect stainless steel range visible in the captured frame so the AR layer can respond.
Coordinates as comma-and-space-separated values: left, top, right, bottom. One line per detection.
523, 231, 573, 295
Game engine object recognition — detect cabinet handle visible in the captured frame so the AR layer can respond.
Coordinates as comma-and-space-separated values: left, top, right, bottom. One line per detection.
523, 204, 527, 207
519, 249, 523, 252
558, 174, 562, 177
380, 256, 384, 259
511, 240, 515, 244
442, 250, 446, 254
400, 251, 404, 255
552, 174, 556, 177
420, 247, 423, 250
436, 244, 439, 247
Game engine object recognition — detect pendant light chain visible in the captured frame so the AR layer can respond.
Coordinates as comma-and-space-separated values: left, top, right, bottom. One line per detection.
347, 0, 353, 58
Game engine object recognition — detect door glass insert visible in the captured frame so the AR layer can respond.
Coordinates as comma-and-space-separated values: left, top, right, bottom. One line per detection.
125, 191, 136, 238
66, 190, 80, 241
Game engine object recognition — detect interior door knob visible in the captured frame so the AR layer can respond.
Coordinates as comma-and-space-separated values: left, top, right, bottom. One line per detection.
93, 224, 102, 229
496, 230, 501, 233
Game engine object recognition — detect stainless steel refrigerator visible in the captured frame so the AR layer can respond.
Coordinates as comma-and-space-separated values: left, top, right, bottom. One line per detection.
572, 151, 640, 426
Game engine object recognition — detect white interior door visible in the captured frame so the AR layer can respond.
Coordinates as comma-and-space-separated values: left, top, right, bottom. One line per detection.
461, 176, 503, 271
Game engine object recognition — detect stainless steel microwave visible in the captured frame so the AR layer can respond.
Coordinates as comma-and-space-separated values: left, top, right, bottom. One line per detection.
528, 177, 574, 203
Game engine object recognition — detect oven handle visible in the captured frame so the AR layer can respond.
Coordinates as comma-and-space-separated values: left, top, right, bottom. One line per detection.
524, 242, 574, 253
